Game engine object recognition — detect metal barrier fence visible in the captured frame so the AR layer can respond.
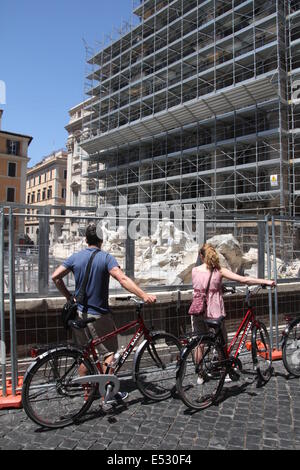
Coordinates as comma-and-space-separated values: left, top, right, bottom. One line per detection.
1, 203, 300, 397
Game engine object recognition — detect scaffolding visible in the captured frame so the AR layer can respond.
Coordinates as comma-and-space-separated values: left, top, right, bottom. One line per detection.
289, 0, 300, 217
79, 0, 300, 217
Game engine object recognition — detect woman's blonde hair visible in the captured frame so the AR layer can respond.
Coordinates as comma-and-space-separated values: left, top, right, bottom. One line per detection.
199, 243, 221, 271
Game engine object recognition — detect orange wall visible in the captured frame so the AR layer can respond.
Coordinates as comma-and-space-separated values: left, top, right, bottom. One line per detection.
0, 136, 7, 154
0, 134, 29, 204
0, 158, 21, 178
0, 178, 20, 203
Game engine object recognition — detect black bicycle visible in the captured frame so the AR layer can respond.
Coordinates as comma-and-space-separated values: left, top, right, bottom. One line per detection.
281, 315, 300, 377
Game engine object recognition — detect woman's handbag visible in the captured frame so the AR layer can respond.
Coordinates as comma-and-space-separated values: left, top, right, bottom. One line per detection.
188, 270, 213, 316
61, 249, 99, 330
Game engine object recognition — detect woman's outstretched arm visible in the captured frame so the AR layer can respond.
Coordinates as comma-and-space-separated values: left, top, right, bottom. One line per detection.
220, 267, 275, 287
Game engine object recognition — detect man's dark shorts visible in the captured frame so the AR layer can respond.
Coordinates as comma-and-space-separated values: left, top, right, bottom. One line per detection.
72, 310, 118, 360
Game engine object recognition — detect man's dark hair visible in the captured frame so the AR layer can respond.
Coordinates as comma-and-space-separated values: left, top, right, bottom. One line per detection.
86, 223, 102, 246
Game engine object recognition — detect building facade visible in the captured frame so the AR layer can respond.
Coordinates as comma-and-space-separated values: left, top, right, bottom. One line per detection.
78, 0, 300, 219
25, 149, 68, 244
63, 101, 99, 239
0, 109, 32, 242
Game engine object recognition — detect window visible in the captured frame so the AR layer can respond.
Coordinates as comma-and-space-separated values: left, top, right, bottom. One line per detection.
61, 188, 66, 198
73, 189, 79, 206
73, 163, 81, 172
8, 162, 16, 177
7, 187, 15, 202
7, 140, 19, 156
27, 193, 30, 204
31, 192, 35, 203
47, 186, 52, 199
37, 191, 41, 202
63, 169, 67, 179
42, 188, 46, 200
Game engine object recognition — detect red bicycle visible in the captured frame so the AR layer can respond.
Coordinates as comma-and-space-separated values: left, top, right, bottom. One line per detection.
176, 285, 273, 411
22, 297, 182, 428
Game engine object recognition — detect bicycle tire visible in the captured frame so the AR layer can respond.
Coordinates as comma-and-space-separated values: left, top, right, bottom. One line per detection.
134, 332, 182, 401
251, 322, 273, 384
282, 318, 300, 377
22, 348, 98, 428
176, 336, 226, 411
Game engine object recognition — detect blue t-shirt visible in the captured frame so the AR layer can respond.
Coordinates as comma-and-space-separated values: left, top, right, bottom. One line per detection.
63, 248, 119, 315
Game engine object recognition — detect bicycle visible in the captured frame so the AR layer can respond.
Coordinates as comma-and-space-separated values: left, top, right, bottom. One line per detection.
176, 285, 273, 411
22, 297, 182, 428
281, 315, 300, 377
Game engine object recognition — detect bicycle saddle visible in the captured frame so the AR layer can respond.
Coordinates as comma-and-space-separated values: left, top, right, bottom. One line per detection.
68, 318, 96, 330
204, 316, 226, 330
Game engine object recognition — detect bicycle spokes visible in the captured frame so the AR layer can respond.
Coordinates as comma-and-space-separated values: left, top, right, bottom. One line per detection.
147, 343, 165, 369
22, 349, 97, 428
177, 339, 227, 410
135, 333, 182, 401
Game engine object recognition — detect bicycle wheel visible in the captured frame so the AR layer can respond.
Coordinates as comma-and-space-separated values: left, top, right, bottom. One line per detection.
22, 348, 98, 428
251, 322, 273, 384
176, 337, 226, 411
134, 332, 182, 401
282, 318, 300, 377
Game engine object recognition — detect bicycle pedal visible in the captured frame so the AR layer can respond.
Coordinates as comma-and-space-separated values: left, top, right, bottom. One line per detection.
101, 402, 114, 412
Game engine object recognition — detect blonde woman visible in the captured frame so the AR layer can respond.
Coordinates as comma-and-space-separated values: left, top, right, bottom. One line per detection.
190, 243, 275, 383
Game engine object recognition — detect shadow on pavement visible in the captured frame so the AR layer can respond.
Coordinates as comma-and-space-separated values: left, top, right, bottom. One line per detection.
180, 377, 258, 416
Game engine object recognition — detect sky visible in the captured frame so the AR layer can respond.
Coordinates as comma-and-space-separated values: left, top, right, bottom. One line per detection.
0, 0, 133, 166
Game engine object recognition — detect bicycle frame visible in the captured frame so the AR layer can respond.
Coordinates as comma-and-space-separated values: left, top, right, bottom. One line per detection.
226, 306, 260, 360
82, 313, 152, 374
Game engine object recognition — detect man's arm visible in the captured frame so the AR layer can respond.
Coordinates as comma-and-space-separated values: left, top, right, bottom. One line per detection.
109, 267, 156, 303
52, 265, 73, 301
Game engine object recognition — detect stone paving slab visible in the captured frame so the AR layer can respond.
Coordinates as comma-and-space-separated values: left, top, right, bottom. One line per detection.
0, 360, 299, 450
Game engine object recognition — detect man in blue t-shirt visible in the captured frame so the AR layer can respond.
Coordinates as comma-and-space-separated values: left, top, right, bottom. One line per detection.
52, 223, 156, 404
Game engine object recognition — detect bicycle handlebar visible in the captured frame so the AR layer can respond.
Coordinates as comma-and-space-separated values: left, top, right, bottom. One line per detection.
223, 284, 272, 303
247, 284, 268, 294
223, 286, 236, 294
224, 284, 270, 293
115, 296, 144, 305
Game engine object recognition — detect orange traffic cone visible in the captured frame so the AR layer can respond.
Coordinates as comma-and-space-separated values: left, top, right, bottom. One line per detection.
245, 341, 282, 361
0, 376, 23, 409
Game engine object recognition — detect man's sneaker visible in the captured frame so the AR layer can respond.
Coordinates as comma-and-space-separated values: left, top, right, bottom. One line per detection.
106, 391, 129, 405
224, 374, 232, 383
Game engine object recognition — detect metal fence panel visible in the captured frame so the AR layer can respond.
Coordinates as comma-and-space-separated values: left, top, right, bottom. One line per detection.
1, 204, 300, 395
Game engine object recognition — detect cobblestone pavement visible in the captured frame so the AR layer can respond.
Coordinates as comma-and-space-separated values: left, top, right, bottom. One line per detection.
0, 360, 299, 451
